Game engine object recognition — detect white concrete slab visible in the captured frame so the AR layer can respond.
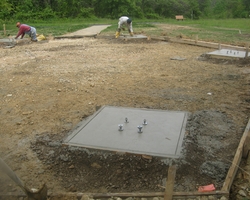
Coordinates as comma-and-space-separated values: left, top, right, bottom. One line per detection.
207, 49, 250, 58
64, 106, 188, 158
120, 34, 147, 39
62, 25, 111, 37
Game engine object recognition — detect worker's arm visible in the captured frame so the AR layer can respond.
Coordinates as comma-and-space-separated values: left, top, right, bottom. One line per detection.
15, 25, 30, 39
15, 30, 23, 39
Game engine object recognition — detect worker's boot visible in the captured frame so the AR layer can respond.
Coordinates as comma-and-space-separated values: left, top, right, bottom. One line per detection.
115, 31, 120, 38
129, 30, 134, 37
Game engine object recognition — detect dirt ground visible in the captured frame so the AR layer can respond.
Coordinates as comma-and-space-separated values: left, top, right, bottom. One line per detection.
0, 25, 250, 199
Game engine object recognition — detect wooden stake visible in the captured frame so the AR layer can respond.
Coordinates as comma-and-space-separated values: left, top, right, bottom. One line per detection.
164, 165, 176, 200
195, 35, 198, 44
218, 43, 221, 50
3, 24, 6, 36
243, 119, 250, 158
245, 43, 249, 58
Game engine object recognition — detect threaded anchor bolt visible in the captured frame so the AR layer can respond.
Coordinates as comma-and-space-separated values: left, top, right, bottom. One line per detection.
137, 125, 143, 133
125, 117, 129, 123
118, 124, 124, 131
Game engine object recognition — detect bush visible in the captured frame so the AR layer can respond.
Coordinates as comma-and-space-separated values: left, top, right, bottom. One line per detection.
145, 13, 161, 19
14, 8, 57, 21
78, 7, 95, 18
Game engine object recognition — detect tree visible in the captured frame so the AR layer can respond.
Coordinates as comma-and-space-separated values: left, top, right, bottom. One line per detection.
228, 0, 247, 18
198, 0, 213, 17
93, 0, 142, 19
0, 0, 13, 20
188, 0, 202, 19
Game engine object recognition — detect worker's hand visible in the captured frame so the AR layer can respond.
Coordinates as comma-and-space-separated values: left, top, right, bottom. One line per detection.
115, 31, 120, 38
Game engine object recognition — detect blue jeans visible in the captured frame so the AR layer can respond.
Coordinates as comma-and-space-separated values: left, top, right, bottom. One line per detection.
26, 27, 37, 41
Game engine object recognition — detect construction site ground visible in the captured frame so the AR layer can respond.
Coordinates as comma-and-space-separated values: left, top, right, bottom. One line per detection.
0, 24, 250, 200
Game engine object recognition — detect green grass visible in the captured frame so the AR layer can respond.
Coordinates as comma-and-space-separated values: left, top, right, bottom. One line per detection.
1, 18, 249, 46
0, 18, 116, 38
161, 18, 250, 45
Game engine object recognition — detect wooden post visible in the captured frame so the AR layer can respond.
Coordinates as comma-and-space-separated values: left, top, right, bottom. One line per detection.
195, 35, 198, 44
245, 43, 249, 58
164, 165, 176, 200
218, 43, 221, 50
243, 119, 250, 158
3, 24, 6, 36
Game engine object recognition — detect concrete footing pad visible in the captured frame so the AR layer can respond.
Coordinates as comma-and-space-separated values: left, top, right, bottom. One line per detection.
0, 38, 16, 47
120, 34, 148, 39
64, 106, 188, 158
207, 49, 250, 59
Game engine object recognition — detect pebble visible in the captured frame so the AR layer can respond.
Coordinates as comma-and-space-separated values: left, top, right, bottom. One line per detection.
238, 189, 247, 197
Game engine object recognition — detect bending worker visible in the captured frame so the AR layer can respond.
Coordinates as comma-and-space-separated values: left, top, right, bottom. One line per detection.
115, 16, 134, 38
15, 22, 37, 42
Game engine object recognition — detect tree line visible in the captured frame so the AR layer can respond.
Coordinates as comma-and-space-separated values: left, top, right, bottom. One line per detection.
1, 0, 250, 21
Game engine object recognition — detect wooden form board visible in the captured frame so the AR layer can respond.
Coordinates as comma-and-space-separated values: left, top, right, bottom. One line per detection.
0, 190, 229, 199
222, 119, 250, 191
164, 165, 176, 200
54, 34, 97, 39
150, 36, 247, 51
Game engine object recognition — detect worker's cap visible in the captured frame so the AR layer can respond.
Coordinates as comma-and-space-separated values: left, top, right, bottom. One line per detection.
16, 22, 21, 27
127, 18, 132, 24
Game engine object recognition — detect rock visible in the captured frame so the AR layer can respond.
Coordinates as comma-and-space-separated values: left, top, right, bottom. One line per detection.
238, 189, 247, 197
170, 56, 186, 61
142, 155, 152, 160
68, 185, 77, 192
77, 193, 83, 199
91, 162, 102, 168
80, 194, 90, 200
59, 155, 70, 162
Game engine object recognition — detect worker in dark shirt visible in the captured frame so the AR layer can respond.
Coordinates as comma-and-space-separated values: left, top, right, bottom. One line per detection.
15, 22, 37, 42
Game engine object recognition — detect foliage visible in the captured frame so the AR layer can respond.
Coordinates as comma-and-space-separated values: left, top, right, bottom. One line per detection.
0, 0, 249, 20
0, 0, 13, 20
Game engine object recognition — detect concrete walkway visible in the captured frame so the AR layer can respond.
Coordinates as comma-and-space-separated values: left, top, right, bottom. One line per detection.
61, 25, 111, 37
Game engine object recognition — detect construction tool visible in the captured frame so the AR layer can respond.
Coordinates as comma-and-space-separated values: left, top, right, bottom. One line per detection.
0, 157, 47, 200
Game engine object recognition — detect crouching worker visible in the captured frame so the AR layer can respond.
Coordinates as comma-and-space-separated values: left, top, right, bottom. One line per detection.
115, 16, 134, 38
15, 22, 37, 42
